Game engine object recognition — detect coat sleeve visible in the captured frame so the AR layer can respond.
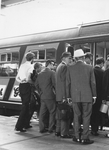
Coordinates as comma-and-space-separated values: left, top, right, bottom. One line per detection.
102, 70, 109, 100
51, 71, 56, 93
34, 77, 40, 93
66, 67, 71, 98
60, 65, 67, 98
90, 67, 97, 97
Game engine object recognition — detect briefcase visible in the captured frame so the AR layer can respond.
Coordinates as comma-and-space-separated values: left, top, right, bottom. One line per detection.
57, 102, 72, 120
100, 104, 108, 114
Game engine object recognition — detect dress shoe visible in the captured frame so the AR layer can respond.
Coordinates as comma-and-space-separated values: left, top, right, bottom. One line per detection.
25, 125, 32, 129
40, 129, 48, 133
60, 134, 72, 138
15, 128, 26, 132
91, 131, 99, 136
81, 139, 94, 145
105, 134, 109, 138
73, 137, 81, 143
48, 130, 54, 133
55, 132, 61, 136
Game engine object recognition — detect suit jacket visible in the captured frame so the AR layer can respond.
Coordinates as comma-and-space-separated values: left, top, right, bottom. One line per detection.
102, 68, 109, 100
56, 62, 67, 102
94, 66, 104, 106
35, 68, 56, 100
66, 61, 96, 102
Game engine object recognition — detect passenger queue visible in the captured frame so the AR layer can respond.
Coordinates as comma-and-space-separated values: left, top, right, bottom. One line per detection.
14, 49, 109, 145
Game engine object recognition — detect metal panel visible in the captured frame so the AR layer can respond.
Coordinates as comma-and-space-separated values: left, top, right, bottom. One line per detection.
0, 27, 79, 48
79, 21, 109, 37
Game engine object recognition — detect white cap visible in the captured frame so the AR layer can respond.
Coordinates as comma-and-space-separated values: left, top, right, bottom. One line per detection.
74, 49, 86, 58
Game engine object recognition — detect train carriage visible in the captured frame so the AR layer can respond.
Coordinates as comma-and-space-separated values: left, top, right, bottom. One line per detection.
0, 20, 109, 115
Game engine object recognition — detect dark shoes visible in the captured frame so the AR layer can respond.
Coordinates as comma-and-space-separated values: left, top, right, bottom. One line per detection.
25, 125, 32, 129
60, 134, 72, 138
105, 134, 109, 138
15, 128, 26, 132
48, 130, 54, 134
55, 132, 72, 138
91, 131, 99, 136
40, 129, 48, 133
73, 137, 81, 143
73, 137, 94, 145
81, 139, 94, 145
55, 132, 61, 137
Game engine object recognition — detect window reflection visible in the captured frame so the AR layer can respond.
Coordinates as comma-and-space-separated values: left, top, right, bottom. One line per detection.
0, 50, 19, 77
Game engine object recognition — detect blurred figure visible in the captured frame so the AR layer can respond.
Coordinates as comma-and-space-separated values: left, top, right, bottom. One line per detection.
55, 52, 72, 138
68, 57, 76, 66
15, 52, 35, 132
104, 56, 109, 70
35, 59, 56, 133
28, 62, 42, 124
66, 49, 96, 144
85, 52, 93, 65
90, 57, 104, 136
102, 58, 109, 138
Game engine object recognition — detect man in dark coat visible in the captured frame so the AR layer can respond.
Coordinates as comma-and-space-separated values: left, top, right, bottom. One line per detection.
35, 60, 56, 133
55, 52, 72, 138
90, 57, 104, 135
66, 49, 96, 144
102, 59, 109, 137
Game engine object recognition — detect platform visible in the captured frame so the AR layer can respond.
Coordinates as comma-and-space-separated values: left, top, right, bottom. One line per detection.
0, 115, 109, 150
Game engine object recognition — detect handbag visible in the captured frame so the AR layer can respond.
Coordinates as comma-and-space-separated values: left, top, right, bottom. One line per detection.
57, 102, 72, 120
100, 103, 108, 114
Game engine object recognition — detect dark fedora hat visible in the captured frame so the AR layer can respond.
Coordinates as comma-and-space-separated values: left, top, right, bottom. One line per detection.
61, 52, 72, 59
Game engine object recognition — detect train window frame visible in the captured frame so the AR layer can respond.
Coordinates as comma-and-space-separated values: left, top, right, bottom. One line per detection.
1, 53, 12, 62
0, 50, 19, 77
46, 48, 56, 60
31, 49, 46, 61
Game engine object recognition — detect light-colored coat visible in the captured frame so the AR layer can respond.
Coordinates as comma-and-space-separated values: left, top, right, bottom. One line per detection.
66, 61, 96, 102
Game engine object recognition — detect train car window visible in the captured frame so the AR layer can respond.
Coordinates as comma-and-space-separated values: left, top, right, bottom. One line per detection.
33, 51, 38, 59
7, 53, 11, 61
46, 48, 56, 60
12, 52, 19, 61
74, 43, 91, 53
39, 50, 45, 59
0, 48, 19, 77
1, 54, 6, 61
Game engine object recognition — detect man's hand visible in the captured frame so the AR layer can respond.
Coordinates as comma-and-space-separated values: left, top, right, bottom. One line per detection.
93, 97, 96, 104
63, 98, 67, 103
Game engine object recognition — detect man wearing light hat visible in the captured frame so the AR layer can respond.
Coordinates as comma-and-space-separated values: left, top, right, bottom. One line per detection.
66, 49, 96, 144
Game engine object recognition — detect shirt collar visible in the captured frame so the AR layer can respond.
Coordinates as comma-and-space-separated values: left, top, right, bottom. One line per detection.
62, 61, 67, 65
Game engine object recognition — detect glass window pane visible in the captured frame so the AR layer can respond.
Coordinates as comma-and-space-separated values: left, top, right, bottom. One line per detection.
39, 50, 45, 59
33, 51, 37, 59
7, 53, 11, 61
1, 54, 6, 61
0, 63, 18, 77
12, 52, 19, 61
46, 48, 56, 59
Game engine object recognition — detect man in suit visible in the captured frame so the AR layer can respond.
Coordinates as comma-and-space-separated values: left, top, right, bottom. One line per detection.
35, 60, 56, 133
55, 52, 72, 138
90, 57, 104, 136
66, 49, 96, 144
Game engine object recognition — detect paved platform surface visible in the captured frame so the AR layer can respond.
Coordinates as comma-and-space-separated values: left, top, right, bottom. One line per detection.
0, 115, 109, 150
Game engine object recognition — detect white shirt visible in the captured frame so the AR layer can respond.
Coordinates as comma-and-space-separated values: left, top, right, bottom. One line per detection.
16, 61, 34, 83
